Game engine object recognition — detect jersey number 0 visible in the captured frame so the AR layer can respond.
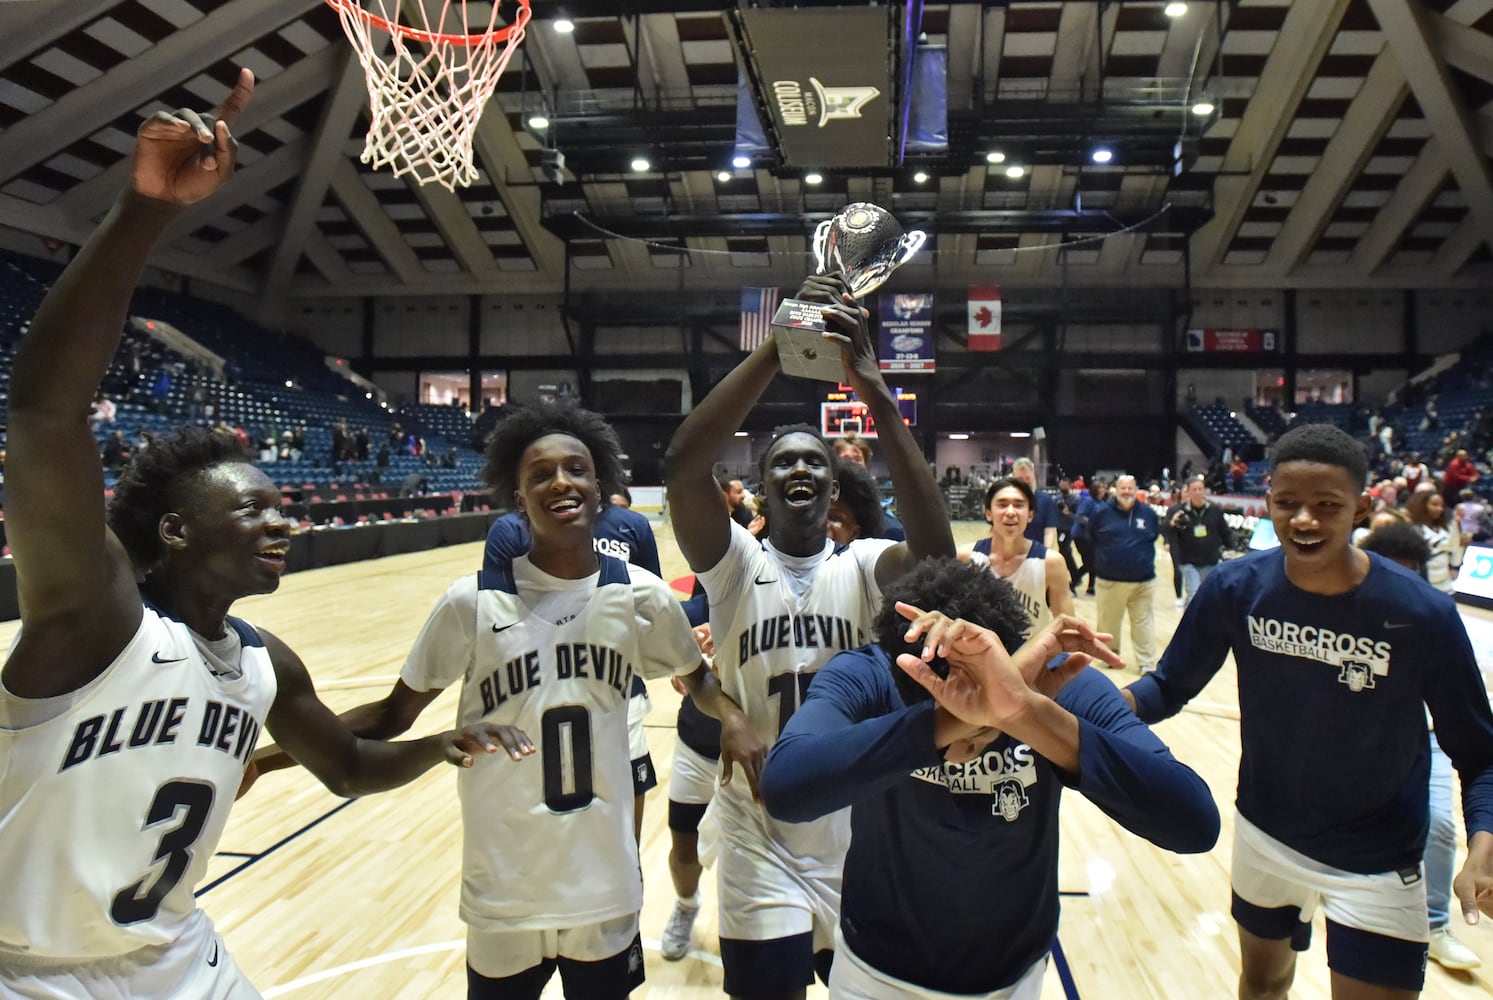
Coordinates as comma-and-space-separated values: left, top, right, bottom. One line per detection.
541, 705, 595, 812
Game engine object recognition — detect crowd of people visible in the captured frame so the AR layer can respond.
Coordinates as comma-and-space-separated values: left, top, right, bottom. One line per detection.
6, 77, 1493, 1000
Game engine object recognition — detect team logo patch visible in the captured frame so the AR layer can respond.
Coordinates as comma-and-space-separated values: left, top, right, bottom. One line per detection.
993, 779, 1030, 822
1338, 660, 1375, 692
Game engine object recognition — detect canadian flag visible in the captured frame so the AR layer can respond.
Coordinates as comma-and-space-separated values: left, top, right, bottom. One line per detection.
968, 285, 1001, 351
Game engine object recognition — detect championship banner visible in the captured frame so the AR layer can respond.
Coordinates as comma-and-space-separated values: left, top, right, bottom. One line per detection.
1186, 328, 1279, 353
878, 293, 935, 373
733, 8, 895, 168
968, 285, 1002, 351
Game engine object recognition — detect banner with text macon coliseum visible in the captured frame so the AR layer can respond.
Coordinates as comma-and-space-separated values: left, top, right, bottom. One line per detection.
733, 8, 895, 168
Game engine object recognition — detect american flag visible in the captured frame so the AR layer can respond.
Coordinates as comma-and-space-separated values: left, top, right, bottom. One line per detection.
738, 287, 781, 351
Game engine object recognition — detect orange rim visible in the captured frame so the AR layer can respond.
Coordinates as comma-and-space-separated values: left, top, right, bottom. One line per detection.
323, 0, 530, 46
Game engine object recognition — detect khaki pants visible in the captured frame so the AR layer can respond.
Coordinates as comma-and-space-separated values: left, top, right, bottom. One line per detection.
1095, 577, 1157, 668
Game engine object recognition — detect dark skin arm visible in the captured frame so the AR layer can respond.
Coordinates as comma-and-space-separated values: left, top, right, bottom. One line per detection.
663, 339, 781, 573
677, 662, 768, 802
257, 631, 534, 798
2, 72, 255, 699
798, 274, 955, 584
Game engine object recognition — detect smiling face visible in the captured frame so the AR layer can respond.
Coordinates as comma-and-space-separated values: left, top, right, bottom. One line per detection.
171, 462, 291, 597
514, 433, 599, 542
763, 432, 836, 530
1113, 476, 1138, 510
1267, 460, 1371, 586
986, 485, 1034, 539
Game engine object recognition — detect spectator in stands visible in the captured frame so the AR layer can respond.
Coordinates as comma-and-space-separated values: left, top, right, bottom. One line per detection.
1406, 489, 1458, 594
1471, 410, 1493, 453
100, 429, 131, 472
149, 367, 171, 415
722, 477, 754, 529
1444, 449, 1480, 504
440, 447, 458, 469
355, 426, 370, 461
87, 392, 115, 432
834, 433, 873, 468
1403, 452, 1431, 493
1379, 420, 1396, 455
1457, 489, 1490, 546
1229, 456, 1248, 493
1421, 395, 1440, 432
400, 470, 429, 497
188, 383, 207, 420
388, 422, 404, 449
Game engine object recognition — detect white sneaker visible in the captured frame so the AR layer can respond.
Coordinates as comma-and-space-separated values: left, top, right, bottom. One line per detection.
1175, 597, 1185, 608
1429, 926, 1482, 970
661, 899, 700, 961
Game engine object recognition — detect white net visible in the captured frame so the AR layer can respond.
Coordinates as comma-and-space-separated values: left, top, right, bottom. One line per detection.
327, 0, 529, 190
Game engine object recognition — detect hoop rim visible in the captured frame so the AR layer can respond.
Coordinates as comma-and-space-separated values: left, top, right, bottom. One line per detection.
323, 0, 531, 46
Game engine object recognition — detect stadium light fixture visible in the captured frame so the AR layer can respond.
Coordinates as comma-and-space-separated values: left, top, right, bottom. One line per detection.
948, 433, 970, 440
554, 17, 575, 33
804, 172, 823, 184
630, 157, 650, 172
913, 171, 929, 183
1091, 148, 1113, 164
527, 114, 549, 130
985, 151, 1006, 164
732, 154, 751, 169
717, 170, 731, 182
1164, 2, 1188, 16
1005, 165, 1025, 179
1192, 101, 1215, 116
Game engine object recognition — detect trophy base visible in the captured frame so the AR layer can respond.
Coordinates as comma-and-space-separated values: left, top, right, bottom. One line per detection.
771, 298, 847, 382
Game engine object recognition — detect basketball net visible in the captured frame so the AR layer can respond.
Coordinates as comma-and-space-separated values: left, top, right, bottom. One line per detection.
325, 0, 531, 191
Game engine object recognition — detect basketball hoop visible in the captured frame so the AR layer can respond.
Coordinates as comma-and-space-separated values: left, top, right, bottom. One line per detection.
324, 0, 531, 190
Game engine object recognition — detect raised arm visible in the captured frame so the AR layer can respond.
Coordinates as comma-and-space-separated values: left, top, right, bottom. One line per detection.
663, 334, 781, 573
800, 279, 953, 584
2, 71, 254, 699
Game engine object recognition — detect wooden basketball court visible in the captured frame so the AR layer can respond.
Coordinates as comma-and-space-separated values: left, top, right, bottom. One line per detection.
7, 522, 1490, 999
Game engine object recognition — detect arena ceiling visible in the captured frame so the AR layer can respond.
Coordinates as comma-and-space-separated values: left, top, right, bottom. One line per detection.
1, 0, 1492, 304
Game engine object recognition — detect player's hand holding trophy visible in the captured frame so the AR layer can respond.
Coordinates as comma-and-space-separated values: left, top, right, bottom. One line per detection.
774, 203, 926, 381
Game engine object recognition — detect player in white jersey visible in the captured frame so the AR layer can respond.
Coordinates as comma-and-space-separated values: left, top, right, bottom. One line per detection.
965, 477, 1074, 639
663, 273, 956, 999
0, 75, 523, 1000
278, 403, 761, 999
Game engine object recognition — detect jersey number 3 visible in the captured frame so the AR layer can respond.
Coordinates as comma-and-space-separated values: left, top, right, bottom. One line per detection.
541, 705, 595, 812
111, 780, 216, 925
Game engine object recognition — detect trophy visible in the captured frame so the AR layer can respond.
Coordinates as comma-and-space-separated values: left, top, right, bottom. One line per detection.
773, 203, 927, 381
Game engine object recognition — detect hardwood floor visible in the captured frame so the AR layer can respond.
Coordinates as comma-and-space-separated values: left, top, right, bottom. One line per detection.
4, 519, 1490, 998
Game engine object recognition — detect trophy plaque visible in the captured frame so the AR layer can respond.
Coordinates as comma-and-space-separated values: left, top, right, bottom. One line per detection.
772, 203, 927, 381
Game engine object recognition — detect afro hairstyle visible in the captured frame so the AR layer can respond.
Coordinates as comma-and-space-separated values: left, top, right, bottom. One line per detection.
1269, 423, 1368, 488
831, 459, 885, 539
481, 401, 626, 502
108, 427, 253, 573
874, 557, 1031, 706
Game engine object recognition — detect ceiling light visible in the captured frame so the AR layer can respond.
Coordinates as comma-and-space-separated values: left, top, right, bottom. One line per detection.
913, 171, 929, 183
1091, 148, 1113, 164
716, 170, 731, 182
733, 431, 749, 437
1164, 2, 1188, 15
732, 154, 751, 169
527, 114, 549, 130
284, 380, 293, 388
553, 17, 575, 33
1192, 101, 1215, 116
630, 157, 650, 172
365, 392, 373, 399
1005, 165, 1025, 179
948, 433, 970, 440
985, 151, 1006, 164
1010, 431, 1031, 438
804, 172, 823, 184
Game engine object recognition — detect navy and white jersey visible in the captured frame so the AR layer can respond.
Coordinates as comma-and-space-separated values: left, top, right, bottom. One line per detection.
969, 541, 1051, 639
486, 506, 663, 578
760, 645, 1217, 994
401, 555, 699, 931
697, 522, 895, 870
0, 607, 274, 962
1129, 549, 1493, 874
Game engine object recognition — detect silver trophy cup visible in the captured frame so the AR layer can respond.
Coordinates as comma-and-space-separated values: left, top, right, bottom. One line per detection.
773, 203, 927, 381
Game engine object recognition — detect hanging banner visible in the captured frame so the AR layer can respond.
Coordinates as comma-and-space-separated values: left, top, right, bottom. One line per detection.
968, 285, 1002, 351
734, 8, 895, 168
1186, 328, 1279, 353
878, 293, 935, 373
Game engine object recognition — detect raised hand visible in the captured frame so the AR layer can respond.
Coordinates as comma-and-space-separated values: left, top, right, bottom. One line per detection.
894, 602, 1034, 731
444, 723, 536, 767
1009, 615, 1124, 696
132, 67, 254, 206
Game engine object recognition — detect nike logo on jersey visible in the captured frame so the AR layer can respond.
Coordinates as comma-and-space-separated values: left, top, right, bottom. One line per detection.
208, 941, 219, 967
1382, 621, 1413, 629
754, 572, 776, 585
492, 623, 515, 633
151, 652, 187, 663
